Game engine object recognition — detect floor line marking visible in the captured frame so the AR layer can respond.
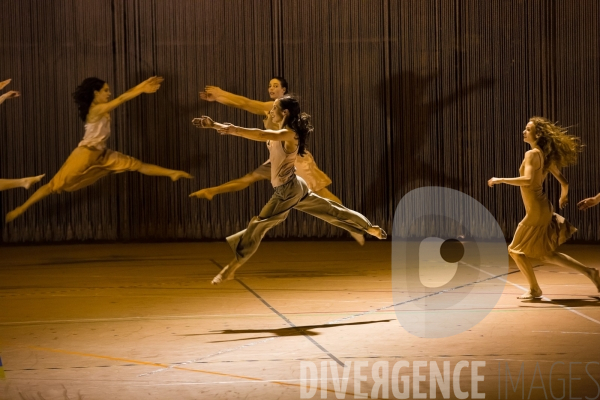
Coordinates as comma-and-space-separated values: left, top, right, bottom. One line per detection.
28, 346, 358, 396
139, 266, 528, 376
326, 268, 523, 325
209, 259, 346, 367
466, 263, 600, 326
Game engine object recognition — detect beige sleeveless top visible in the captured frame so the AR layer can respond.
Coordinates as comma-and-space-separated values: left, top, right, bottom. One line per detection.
267, 139, 298, 187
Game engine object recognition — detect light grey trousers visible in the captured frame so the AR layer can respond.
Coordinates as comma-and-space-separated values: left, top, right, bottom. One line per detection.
226, 175, 373, 265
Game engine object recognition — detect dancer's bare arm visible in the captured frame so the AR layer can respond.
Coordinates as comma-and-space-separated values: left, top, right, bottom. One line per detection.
578, 193, 600, 210
221, 125, 295, 142
0, 79, 20, 104
548, 163, 569, 209
488, 150, 539, 187
88, 76, 164, 117
0, 79, 11, 90
0, 90, 20, 105
199, 86, 271, 116
192, 116, 295, 142
192, 117, 233, 132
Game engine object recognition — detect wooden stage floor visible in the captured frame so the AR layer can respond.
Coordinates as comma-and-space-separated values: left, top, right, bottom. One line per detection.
1, 241, 599, 399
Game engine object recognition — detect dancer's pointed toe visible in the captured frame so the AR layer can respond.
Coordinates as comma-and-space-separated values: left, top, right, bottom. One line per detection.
211, 265, 236, 285
190, 189, 214, 200
367, 225, 387, 240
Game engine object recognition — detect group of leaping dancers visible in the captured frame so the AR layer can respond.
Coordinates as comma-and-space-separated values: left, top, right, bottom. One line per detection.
1, 76, 600, 298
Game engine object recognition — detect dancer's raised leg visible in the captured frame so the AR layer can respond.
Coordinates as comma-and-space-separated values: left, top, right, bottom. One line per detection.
314, 187, 342, 204
313, 187, 367, 245
212, 213, 292, 285
190, 172, 266, 200
510, 252, 542, 299
540, 252, 600, 292
138, 163, 193, 181
211, 178, 306, 285
0, 175, 45, 191
5, 184, 53, 222
293, 190, 387, 240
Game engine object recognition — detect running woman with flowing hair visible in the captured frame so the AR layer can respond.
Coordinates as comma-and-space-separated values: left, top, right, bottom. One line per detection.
488, 117, 600, 299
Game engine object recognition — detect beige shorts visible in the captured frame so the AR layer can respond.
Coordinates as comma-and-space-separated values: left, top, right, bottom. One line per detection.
48, 146, 142, 193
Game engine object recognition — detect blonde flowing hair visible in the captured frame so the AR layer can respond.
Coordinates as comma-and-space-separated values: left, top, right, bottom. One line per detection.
530, 116, 582, 169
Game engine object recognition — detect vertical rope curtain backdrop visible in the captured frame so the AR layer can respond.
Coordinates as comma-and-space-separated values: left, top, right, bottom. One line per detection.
0, 0, 599, 243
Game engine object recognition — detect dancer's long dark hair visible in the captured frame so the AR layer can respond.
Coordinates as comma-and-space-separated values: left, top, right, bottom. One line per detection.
272, 76, 289, 94
72, 77, 105, 121
279, 95, 312, 157
530, 116, 582, 169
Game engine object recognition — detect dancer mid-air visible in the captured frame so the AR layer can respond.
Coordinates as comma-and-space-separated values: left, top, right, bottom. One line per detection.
0, 78, 45, 191
196, 79, 365, 244
194, 78, 340, 203
488, 117, 600, 299
192, 95, 386, 284
5, 76, 193, 222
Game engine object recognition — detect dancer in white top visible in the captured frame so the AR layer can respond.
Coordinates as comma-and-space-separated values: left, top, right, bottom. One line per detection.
0, 78, 45, 191
192, 95, 386, 284
5, 76, 193, 222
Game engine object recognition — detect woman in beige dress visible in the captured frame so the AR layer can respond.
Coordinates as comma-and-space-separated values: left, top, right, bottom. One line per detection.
488, 117, 600, 299
0, 78, 45, 191
5, 76, 192, 222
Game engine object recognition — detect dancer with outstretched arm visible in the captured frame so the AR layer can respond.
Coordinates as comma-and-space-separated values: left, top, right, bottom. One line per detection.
192, 95, 386, 284
577, 193, 600, 210
6, 76, 192, 222
488, 117, 600, 299
0, 78, 45, 191
194, 78, 339, 203
0, 78, 21, 105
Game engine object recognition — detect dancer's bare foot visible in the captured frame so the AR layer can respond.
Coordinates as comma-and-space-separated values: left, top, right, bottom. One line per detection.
6, 207, 24, 223
367, 226, 387, 240
590, 268, 600, 293
517, 288, 542, 300
171, 171, 194, 182
350, 232, 365, 246
21, 174, 45, 189
189, 188, 215, 201
211, 265, 237, 285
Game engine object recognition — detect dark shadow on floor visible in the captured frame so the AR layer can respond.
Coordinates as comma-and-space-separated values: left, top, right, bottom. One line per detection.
519, 297, 600, 307
178, 319, 394, 342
